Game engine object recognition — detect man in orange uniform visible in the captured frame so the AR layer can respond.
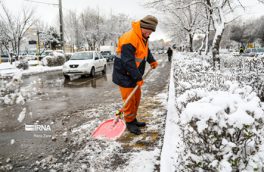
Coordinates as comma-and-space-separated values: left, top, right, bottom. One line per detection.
112, 15, 159, 135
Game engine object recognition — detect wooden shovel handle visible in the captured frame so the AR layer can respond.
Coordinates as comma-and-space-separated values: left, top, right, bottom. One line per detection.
122, 68, 152, 108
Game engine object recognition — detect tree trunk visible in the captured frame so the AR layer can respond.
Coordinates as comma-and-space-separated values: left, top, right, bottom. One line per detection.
17, 37, 21, 59
199, 35, 207, 55
212, 27, 225, 70
189, 34, 193, 52
205, 18, 211, 55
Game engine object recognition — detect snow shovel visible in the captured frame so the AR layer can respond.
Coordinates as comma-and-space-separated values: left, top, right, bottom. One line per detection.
91, 68, 152, 140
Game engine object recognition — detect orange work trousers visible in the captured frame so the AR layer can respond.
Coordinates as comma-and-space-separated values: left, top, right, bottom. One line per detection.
119, 86, 141, 122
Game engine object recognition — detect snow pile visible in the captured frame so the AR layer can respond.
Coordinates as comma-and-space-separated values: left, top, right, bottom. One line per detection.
0, 63, 21, 78
17, 108, 26, 122
0, 71, 57, 105
173, 53, 264, 171
121, 149, 160, 172
0, 72, 25, 105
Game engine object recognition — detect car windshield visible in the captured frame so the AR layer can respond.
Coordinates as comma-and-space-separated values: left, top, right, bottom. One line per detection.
70, 52, 93, 60
101, 51, 111, 56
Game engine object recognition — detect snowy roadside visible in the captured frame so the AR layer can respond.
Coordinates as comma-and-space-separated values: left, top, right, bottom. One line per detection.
0, 62, 62, 78
0, 62, 62, 106
30, 58, 171, 172
160, 61, 184, 171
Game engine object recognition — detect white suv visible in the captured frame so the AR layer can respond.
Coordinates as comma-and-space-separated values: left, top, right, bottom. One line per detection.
62, 51, 107, 79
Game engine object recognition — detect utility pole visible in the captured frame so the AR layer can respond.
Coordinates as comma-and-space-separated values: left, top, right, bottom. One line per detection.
37, 31, 41, 61
59, 0, 64, 51
25, 0, 64, 51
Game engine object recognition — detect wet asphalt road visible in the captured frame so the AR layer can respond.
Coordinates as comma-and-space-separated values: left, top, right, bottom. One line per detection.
0, 62, 120, 170
0, 54, 170, 171
0, 63, 116, 131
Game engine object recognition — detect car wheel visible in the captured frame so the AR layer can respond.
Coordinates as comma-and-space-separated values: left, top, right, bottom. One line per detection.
102, 65, 106, 74
64, 74, 70, 80
90, 67, 95, 77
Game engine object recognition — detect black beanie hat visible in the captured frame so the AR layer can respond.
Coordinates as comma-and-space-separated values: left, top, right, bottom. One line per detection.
140, 15, 158, 32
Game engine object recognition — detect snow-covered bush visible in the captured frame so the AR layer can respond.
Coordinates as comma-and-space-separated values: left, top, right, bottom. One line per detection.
42, 52, 66, 66
16, 60, 29, 70
174, 54, 264, 171
243, 74, 264, 102
175, 54, 264, 102
174, 57, 234, 95
177, 83, 264, 171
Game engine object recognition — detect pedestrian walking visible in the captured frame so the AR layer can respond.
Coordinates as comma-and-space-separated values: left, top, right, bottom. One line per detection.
167, 47, 173, 62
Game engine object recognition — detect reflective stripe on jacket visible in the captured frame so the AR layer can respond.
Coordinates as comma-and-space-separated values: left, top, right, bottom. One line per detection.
112, 21, 156, 88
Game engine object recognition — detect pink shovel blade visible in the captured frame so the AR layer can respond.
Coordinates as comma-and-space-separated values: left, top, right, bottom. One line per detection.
91, 119, 126, 140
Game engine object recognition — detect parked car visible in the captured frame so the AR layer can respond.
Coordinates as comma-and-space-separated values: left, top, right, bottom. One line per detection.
100, 51, 115, 62
62, 51, 107, 79
23, 50, 37, 61
255, 48, 264, 57
0, 54, 15, 63
242, 48, 258, 57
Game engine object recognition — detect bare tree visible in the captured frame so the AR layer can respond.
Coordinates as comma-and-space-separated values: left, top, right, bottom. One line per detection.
64, 10, 82, 52
145, 0, 247, 69
79, 7, 132, 50
145, 0, 206, 52
0, 2, 35, 63
106, 14, 131, 46
79, 7, 101, 50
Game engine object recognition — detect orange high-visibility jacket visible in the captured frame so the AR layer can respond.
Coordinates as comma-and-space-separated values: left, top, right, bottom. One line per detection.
112, 21, 156, 88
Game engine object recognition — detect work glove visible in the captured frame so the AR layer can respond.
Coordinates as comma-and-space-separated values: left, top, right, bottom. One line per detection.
150, 61, 158, 69
136, 80, 144, 87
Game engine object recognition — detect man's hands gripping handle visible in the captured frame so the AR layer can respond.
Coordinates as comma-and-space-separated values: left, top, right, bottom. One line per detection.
137, 61, 157, 87
150, 61, 158, 69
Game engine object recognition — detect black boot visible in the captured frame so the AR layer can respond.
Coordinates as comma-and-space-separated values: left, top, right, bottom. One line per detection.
134, 118, 146, 127
126, 121, 142, 135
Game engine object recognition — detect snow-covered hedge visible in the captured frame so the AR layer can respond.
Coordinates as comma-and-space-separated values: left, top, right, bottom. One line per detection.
175, 54, 264, 101
174, 53, 264, 171
177, 84, 264, 171
42, 53, 66, 67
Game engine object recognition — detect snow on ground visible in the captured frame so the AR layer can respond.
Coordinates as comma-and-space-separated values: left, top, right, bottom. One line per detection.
37, 89, 168, 171
0, 62, 62, 106
17, 107, 26, 123
0, 62, 62, 78
0, 63, 20, 78
21, 65, 62, 76
160, 62, 184, 171
33, 61, 170, 171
